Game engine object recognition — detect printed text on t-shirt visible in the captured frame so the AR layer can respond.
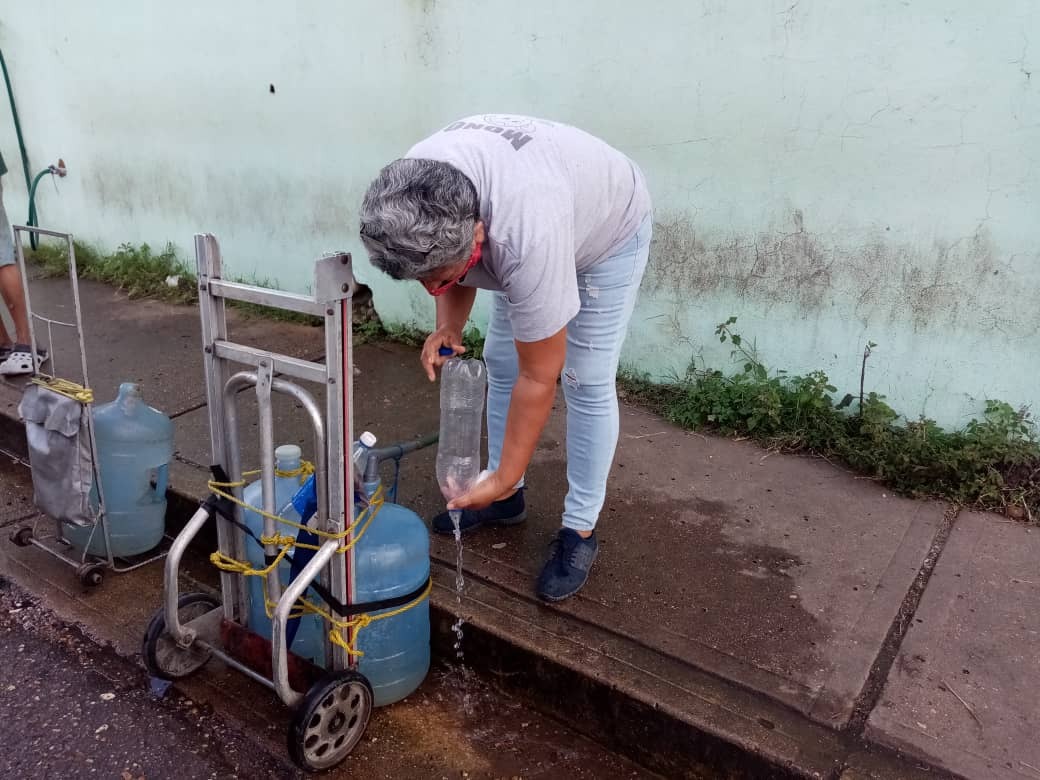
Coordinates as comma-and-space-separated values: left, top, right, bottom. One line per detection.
442, 120, 534, 151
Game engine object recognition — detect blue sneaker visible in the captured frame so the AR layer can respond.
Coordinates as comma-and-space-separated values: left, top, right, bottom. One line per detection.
536, 528, 598, 602
431, 488, 527, 535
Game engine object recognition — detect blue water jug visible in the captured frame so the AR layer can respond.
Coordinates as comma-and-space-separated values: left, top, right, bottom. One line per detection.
348, 497, 430, 706
242, 444, 326, 665
65, 382, 173, 557
299, 499, 430, 706
248, 463, 430, 706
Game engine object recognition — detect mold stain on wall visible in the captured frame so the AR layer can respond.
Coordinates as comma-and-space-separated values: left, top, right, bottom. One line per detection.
647, 208, 1036, 335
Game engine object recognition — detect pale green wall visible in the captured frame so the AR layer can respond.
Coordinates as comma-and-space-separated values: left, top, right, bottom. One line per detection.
1, 1, 1036, 427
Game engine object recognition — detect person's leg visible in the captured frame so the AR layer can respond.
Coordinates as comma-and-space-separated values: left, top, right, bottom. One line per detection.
560, 215, 652, 534
0, 266, 30, 345
0, 180, 49, 376
0, 260, 44, 376
431, 291, 526, 533
537, 214, 652, 600
0, 179, 26, 347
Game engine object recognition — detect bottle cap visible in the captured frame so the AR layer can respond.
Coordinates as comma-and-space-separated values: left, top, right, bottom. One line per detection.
358, 431, 377, 448
438, 346, 454, 356
275, 444, 302, 462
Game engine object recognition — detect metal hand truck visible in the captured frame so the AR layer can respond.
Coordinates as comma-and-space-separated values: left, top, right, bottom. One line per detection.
142, 235, 373, 772
8, 224, 166, 586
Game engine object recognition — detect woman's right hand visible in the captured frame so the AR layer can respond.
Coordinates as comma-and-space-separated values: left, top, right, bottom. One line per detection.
421, 326, 466, 381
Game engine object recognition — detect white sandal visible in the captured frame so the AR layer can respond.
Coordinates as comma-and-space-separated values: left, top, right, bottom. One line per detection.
0, 345, 49, 377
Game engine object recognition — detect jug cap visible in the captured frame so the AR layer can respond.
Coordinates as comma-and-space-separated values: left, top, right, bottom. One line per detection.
358, 431, 377, 448
117, 382, 142, 397
275, 444, 302, 463
115, 382, 143, 414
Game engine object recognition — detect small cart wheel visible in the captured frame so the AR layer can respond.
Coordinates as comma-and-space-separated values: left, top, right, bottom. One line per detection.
142, 592, 221, 680
76, 562, 106, 588
288, 670, 373, 772
10, 526, 33, 547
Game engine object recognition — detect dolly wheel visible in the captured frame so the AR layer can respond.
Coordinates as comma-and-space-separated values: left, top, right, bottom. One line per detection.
10, 526, 33, 547
142, 592, 221, 679
76, 562, 106, 588
288, 670, 373, 772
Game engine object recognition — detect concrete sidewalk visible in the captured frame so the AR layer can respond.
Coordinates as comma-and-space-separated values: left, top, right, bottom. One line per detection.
1, 271, 1037, 779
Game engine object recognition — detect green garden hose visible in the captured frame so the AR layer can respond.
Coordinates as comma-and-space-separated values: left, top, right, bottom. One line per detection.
0, 46, 32, 196
1, 48, 64, 249
28, 167, 53, 250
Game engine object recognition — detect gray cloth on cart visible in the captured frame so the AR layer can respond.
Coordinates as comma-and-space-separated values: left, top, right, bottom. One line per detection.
18, 383, 96, 527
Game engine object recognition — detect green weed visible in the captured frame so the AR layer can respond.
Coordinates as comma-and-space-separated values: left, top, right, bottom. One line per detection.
28, 241, 322, 324
30, 240, 197, 305
355, 320, 485, 359
620, 318, 1039, 519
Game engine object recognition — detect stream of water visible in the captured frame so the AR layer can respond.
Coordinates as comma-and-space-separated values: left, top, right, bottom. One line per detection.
449, 508, 465, 662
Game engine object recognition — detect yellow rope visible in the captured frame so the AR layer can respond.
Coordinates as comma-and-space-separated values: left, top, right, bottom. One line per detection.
242, 460, 315, 484
263, 577, 433, 657
205, 467, 430, 657
208, 489, 384, 580
205, 465, 377, 545
31, 376, 93, 404
210, 538, 295, 577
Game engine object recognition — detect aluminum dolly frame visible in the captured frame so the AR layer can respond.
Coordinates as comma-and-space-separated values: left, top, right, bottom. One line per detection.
7, 224, 166, 586
144, 235, 369, 771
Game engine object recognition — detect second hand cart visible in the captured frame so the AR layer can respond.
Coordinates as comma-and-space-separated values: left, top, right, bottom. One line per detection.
8, 224, 167, 586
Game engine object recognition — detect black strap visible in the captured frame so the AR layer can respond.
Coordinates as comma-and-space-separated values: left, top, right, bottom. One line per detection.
308, 575, 431, 618
204, 465, 430, 618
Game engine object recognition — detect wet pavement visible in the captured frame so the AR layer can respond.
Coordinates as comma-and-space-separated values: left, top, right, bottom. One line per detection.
0, 579, 294, 779
1, 267, 1037, 778
0, 464, 655, 779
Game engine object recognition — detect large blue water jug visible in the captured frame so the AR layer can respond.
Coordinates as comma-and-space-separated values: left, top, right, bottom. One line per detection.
347, 498, 430, 706
242, 445, 326, 665
244, 454, 430, 707
65, 382, 173, 557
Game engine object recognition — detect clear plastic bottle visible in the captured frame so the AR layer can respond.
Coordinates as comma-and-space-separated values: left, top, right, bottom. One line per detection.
352, 431, 377, 498
436, 358, 487, 502
353, 431, 377, 465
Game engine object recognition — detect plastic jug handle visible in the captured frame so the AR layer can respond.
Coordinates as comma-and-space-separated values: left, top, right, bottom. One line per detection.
153, 464, 169, 499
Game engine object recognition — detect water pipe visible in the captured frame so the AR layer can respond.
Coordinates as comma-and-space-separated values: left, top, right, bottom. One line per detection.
27, 160, 67, 249
363, 433, 439, 502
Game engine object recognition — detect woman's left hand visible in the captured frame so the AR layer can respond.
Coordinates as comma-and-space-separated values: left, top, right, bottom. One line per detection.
447, 471, 511, 511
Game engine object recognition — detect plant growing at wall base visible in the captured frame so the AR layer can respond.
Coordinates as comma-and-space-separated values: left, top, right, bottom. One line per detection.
30, 240, 198, 304
355, 320, 485, 360
29, 240, 321, 324
620, 318, 1039, 519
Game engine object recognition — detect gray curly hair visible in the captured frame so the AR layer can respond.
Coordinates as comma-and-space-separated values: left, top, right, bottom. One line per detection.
359, 158, 479, 280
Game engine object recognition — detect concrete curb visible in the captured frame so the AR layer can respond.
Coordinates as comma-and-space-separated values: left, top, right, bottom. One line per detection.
0, 400, 955, 780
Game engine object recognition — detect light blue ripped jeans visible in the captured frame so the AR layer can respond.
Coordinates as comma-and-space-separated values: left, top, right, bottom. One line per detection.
484, 214, 652, 533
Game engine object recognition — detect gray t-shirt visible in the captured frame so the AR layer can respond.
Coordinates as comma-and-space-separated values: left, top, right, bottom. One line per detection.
406, 114, 651, 342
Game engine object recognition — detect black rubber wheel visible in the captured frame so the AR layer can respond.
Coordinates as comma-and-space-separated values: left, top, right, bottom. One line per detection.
76, 562, 105, 588
142, 592, 221, 680
288, 670, 373, 772
9, 526, 33, 547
